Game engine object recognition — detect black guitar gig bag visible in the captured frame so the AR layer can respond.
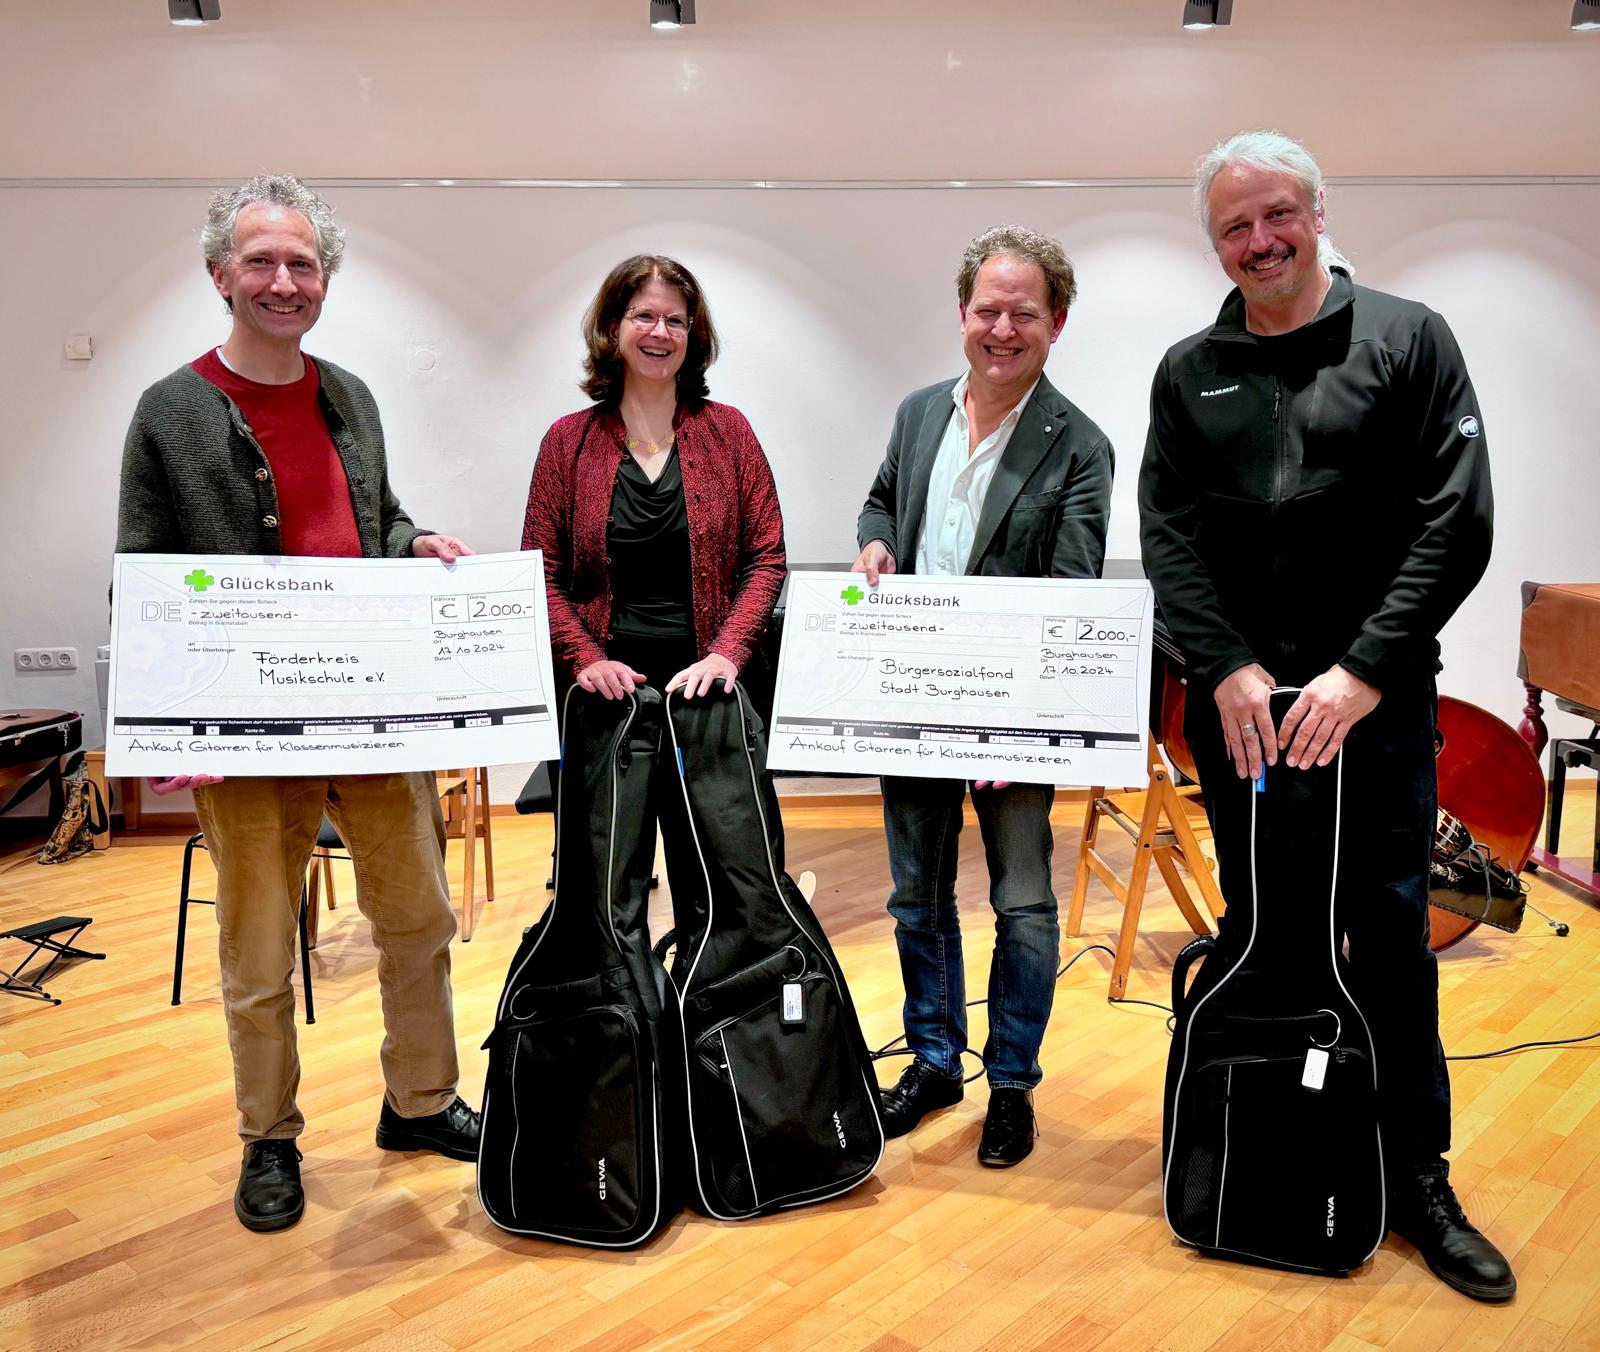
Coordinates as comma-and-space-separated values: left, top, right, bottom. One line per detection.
664, 683, 884, 1219
478, 686, 682, 1247
1163, 688, 1385, 1275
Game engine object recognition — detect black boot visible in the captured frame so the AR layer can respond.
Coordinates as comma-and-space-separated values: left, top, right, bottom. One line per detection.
1390, 1172, 1516, 1302
375, 1095, 481, 1161
234, 1139, 304, 1232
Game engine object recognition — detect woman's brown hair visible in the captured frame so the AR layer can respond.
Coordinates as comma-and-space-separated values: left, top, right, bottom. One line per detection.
580, 254, 720, 406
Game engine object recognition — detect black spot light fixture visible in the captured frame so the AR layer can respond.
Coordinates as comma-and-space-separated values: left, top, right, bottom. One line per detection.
168, 0, 220, 23
651, 0, 696, 28
1182, 0, 1233, 29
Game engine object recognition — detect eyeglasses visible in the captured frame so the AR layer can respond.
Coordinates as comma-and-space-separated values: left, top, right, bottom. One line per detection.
624, 308, 691, 336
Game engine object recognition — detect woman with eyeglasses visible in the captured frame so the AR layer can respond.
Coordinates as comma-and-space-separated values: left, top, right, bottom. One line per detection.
521, 254, 786, 714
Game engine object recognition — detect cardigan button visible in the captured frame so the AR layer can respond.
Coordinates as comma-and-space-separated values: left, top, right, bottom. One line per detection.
263, 514, 278, 528
254, 468, 269, 482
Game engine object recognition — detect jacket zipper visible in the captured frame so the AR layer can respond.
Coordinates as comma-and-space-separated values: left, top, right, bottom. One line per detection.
1271, 377, 1284, 508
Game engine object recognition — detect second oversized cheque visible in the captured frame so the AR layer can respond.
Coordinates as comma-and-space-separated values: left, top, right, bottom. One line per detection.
105, 551, 559, 777
768, 572, 1153, 786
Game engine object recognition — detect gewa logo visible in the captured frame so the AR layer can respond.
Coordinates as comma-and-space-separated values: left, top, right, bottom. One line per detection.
598, 1156, 608, 1201
183, 568, 215, 593
1326, 1195, 1336, 1237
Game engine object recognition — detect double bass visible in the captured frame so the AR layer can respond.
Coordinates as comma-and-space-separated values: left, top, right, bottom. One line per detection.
1429, 694, 1545, 951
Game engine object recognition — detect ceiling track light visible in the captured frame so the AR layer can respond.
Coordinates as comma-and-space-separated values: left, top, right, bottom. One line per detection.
1182, 0, 1232, 29
168, 0, 220, 24
1574, 0, 1600, 31
650, 0, 695, 28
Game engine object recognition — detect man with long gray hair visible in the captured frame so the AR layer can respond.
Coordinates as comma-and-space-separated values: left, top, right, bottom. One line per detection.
1139, 131, 1511, 1300
854, 225, 1113, 1166
116, 175, 480, 1232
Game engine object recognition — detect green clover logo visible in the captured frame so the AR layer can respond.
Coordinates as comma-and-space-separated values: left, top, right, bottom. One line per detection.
184, 568, 215, 593
840, 584, 865, 606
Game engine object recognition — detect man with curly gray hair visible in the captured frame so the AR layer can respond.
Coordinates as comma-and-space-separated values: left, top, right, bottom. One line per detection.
200, 174, 348, 291
115, 174, 480, 1234
1140, 130, 1511, 1301
854, 224, 1113, 1168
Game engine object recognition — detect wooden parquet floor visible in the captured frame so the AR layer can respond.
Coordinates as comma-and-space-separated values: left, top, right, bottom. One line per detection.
1, 792, 1597, 1351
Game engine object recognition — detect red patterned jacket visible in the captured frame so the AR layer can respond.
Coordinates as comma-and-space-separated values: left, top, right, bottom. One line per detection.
521, 401, 787, 680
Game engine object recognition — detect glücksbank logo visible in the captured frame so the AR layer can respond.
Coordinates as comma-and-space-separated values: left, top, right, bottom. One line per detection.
840, 584, 865, 606
184, 568, 216, 593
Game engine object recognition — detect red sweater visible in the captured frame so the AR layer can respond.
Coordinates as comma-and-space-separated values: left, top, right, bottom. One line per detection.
522, 402, 786, 679
191, 349, 361, 557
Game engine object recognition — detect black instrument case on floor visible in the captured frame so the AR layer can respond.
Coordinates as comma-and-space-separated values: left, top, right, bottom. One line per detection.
478, 683, 881, 1246
1163, 689, 1386, 1276
665, 684, 883, 1219
478, 687, 680, 1247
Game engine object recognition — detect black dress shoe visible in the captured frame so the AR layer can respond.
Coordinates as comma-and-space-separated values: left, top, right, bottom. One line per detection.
879, 1060, 964, 1139
1390, 1172, 1516, 1302
375, 1095, 481, 1161
977, 1088, 1037, 1168
235, 1139, 305, 1232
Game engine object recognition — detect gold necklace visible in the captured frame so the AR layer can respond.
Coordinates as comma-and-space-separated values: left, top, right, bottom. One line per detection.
625, 432, 675, 455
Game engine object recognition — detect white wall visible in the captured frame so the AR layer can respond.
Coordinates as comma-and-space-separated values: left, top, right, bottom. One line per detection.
1, 0, 1596, 179
3, 179, 1597, 810
2, 1, 1596, 809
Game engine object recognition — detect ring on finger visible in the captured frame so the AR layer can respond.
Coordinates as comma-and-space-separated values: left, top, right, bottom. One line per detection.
1240, 723, 1257, 737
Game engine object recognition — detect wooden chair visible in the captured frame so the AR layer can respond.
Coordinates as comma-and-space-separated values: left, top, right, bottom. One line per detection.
304, 817, 347, 949
1066, 739, 1225, 999
437, 767, 494, 941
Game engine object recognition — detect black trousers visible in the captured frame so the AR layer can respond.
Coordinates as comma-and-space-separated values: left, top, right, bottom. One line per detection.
1184, 678, 1451, 1175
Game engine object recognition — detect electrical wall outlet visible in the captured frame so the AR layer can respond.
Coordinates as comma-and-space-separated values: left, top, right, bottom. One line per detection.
14, 647, 78, 672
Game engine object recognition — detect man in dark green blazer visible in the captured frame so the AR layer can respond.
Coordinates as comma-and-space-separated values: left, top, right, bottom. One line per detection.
854, 225, 1114, 1167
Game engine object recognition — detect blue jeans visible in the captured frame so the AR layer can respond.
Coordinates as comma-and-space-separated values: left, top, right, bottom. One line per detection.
881, 776, 1060, 1089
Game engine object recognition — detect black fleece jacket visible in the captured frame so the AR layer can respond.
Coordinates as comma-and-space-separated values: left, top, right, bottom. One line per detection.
1138, 270, 1493, 697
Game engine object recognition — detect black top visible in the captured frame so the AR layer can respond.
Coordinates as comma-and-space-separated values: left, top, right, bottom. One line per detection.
608, 448, 694, 638
1139, 270, 1492, 694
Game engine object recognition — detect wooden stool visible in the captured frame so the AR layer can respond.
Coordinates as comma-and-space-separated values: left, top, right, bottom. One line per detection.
1066, 739, 1225, 999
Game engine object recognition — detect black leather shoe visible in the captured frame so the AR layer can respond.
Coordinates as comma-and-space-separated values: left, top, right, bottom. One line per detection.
977, 1087, 1037, 1168
879, 1060, 964, 1139
375, 1095, 481, 1161
234, 1139, 304, 1232
1390, 1173, 1516, 1302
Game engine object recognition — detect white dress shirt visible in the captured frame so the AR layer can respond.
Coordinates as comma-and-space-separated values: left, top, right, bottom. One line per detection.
913, 374, 1039, 577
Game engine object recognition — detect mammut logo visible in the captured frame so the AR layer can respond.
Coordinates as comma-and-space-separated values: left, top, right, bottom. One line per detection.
1459, 415, 1481, 438
1326, 1195, 1336, 1237
598, 1157, 608, 1201
832, 1110, 847, 1149
1200, 384, 1240, 398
